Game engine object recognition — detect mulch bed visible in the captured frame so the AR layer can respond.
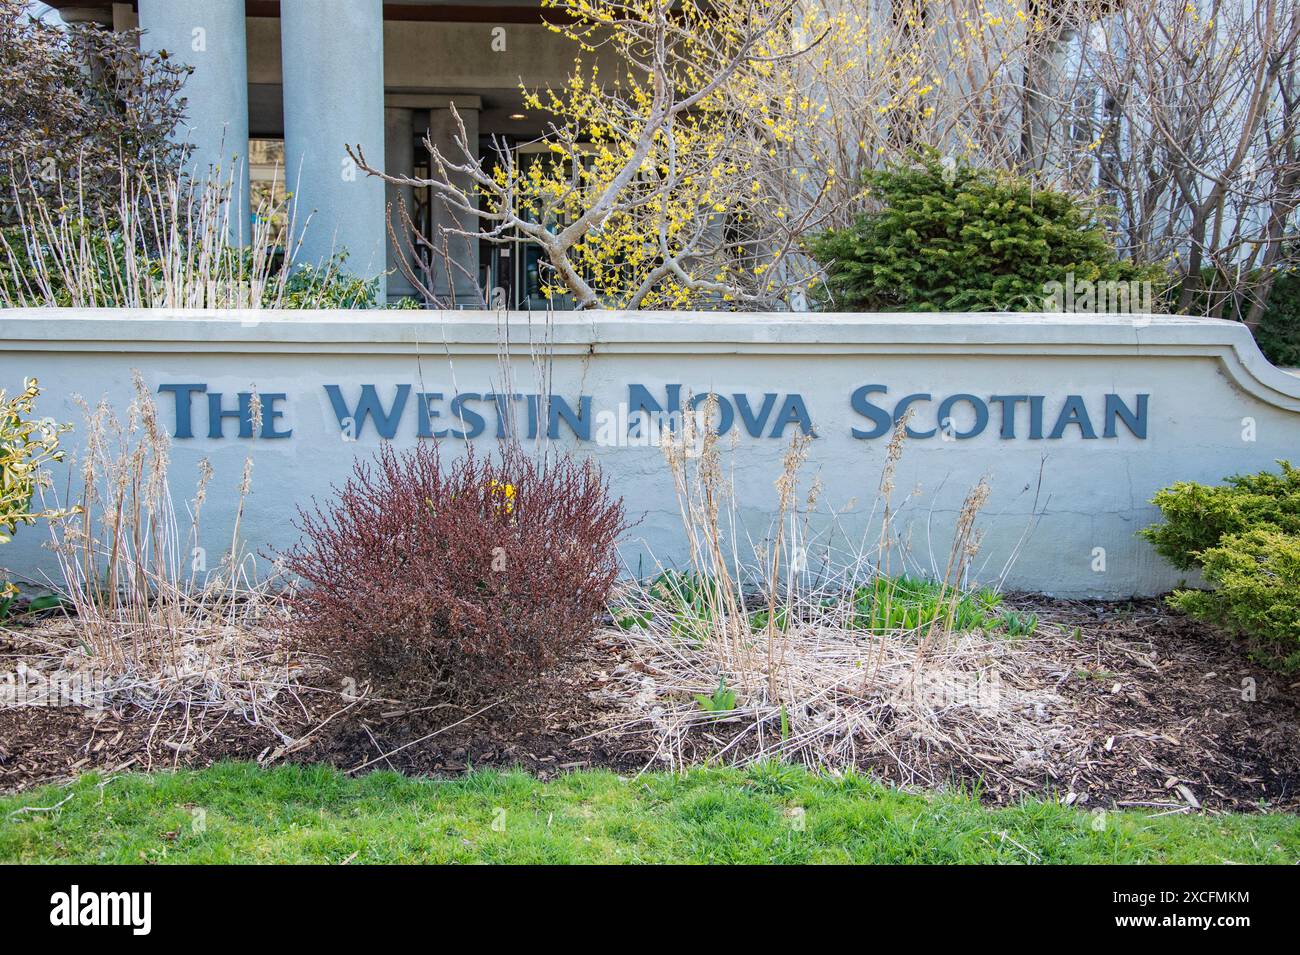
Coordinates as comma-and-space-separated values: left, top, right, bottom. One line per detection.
287, 634, 655, 779
2, 599, 1298, 813
0, 632, 656, 794
1010, 596, 1300, 813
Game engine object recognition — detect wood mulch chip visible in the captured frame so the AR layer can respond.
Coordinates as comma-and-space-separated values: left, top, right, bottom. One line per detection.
1001, 596, 1300, 813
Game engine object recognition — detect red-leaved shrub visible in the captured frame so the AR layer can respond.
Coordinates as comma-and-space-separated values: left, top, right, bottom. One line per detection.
279, 444, 631, 699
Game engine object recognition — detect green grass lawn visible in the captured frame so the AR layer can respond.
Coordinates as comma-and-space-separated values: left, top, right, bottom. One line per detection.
2, 761, 1297, 864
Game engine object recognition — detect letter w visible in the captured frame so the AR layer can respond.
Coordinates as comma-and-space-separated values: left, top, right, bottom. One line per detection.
324, 385, 411, 439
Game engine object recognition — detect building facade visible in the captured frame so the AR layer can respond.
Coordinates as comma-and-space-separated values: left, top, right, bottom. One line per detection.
47, 0, 600, 306
46, 1, 1228, 312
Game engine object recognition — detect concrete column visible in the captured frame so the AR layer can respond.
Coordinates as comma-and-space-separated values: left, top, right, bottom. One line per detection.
281, 0, 386, 297
138, 0, 250, 243
428, 105, 480, 306
383, 107, 418, 302
111, 3, 138, 32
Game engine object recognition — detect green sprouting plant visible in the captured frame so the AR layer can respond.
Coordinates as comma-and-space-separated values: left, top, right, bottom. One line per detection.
0, 591, 64, 623
611, 608, 652, 631
695, 677, 736, 714
1000, 611, 1038, 637
1075, 668, 1118, 682
650, 570, 719, 607
848, 575, 1002, 634
648, 570, 727, 645
749, 605, 791, 633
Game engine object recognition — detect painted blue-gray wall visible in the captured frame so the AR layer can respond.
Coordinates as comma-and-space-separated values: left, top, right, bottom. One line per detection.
3, 311, 1298, 598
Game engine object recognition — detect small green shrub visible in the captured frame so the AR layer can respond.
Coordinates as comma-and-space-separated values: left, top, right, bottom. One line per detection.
809, 150, 1158, 312
1255, 270, 1300, 368
1139, 461, 1300, 570
1168, 529, 1300, 672
276, 256, 383, 309
1144, 462, 1300, 671
1, 378, 70, 543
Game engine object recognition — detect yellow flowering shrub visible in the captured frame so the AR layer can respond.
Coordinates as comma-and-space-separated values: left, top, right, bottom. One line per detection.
0, 377, 72, 601
492, 0, 1037, 309
487, 0, 845, 309
350, 0, 1074, 310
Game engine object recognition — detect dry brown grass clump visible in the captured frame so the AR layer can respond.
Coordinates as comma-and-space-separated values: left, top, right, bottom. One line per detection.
608, 408, 1086, 787
0, 161, 330, 310
2, 376, 301, 738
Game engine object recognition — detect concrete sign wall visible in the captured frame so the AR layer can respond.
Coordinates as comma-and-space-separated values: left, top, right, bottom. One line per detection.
3, 309, 1298, 597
